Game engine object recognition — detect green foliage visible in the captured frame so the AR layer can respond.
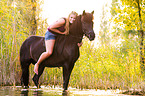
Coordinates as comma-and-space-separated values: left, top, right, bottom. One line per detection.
99, 4, 111, 46
68, 38, 142, 89
111, 0, 145, 31
0, 0, 45, 86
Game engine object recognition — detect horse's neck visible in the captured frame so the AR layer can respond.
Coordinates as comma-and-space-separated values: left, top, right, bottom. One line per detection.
69, 15, 83, 37
67, 15, 83, 43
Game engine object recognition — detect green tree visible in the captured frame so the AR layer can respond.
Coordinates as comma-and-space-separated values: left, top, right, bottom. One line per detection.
111, 0, 145, 73
0, 0, 45, 85
0, 0, 28, 85
99, 4, 111, 47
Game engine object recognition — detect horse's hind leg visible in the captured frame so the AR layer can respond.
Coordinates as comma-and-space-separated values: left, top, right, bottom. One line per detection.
21, 61, 30, 88
32, 66, 45, 88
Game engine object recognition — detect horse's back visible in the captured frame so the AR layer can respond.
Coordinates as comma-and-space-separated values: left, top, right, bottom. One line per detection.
20, 35, 79, 66
20, 36, 45, 63
20, 35, 44, 52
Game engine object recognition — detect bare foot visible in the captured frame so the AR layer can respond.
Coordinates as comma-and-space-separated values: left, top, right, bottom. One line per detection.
34, 64, 39, 75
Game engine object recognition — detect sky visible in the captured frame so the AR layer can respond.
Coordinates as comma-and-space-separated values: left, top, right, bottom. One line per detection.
41, 0, 112, 44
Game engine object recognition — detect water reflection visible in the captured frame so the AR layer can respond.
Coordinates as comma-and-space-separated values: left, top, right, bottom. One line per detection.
20, 88, 63, 96
0, 86, 124, 96
21, 89, 28, 96
33, 90, 43, 96
20, 88, 72, 96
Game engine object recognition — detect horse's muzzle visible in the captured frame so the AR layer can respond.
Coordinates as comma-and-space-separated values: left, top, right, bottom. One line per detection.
85, 31, 95, 41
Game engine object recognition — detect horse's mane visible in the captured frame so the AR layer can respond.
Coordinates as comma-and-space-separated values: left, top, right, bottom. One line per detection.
54, 15, 84, 55
69, 15, 83, 36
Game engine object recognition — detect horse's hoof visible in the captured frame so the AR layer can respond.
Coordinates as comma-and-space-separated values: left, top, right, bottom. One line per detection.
32, 77, 39, 88
23, 86, 29, 89
37, 85, 41, 88
62, 90, 69, 95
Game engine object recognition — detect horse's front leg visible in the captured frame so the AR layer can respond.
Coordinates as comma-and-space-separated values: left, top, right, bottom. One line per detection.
63, 63, 74, 91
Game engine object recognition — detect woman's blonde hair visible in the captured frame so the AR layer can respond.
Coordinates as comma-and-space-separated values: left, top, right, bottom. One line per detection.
65, 11, 78, 35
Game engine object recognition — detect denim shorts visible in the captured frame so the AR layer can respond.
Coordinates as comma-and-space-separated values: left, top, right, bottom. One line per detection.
45, 31, 56, 40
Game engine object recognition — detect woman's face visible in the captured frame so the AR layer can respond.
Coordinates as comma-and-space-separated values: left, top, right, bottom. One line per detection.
69, 14, 76, 24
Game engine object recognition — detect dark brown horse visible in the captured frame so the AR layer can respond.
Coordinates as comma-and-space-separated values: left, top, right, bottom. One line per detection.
20, 10, 95, 91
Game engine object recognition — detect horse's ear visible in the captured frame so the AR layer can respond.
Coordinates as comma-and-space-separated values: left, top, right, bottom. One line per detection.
91, 10, 94, 14
83, 10, 86, 15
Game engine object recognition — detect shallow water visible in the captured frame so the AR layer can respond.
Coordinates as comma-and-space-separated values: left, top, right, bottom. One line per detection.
0, 86, 137, 96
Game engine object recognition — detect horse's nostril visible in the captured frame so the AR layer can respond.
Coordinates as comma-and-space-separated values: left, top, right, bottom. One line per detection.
89, 32, 95, 41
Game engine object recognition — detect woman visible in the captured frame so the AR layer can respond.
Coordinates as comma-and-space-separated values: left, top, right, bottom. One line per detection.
34, 11, 80, 75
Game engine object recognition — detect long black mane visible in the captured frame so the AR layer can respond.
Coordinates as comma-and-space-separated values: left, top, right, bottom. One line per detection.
54, 15, 84, 55
69, 15, 83, 37
58, 15, 83, 40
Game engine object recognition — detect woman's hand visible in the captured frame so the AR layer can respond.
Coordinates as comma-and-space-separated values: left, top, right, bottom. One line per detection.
77, 42, 83, 47
61, 30, 68, 35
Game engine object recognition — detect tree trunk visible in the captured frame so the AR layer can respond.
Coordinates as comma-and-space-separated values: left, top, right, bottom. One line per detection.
30, 0, 37, 35
137, 0, 145, 73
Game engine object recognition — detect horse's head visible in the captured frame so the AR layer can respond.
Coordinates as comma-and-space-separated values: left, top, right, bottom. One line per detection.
81, 10, 95, 41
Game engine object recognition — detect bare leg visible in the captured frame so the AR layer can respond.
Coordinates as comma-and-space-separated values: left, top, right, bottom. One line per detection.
34, 39, 55, 74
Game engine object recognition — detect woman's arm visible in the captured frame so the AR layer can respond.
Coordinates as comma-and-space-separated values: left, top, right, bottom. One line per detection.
49, 18, 66, 34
